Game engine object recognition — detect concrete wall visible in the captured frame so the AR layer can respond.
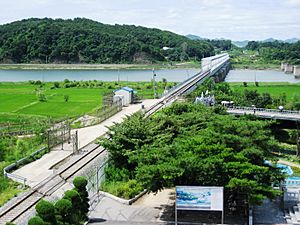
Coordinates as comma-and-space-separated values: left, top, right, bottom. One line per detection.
294, 66, 300, 78
284, 63, 294, 73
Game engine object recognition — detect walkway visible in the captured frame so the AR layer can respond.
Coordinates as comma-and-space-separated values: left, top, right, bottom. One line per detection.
88, 189, 175, 225
227, 107, 300, 121
11, 99, 159, 187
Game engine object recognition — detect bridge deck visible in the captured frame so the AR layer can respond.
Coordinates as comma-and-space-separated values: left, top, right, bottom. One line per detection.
227, 107, 300, 121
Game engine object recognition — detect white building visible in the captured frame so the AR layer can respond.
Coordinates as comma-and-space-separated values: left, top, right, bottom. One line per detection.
114, 87, 134, 106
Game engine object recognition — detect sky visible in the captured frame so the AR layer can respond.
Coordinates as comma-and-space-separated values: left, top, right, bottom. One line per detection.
0, 0, 299, 41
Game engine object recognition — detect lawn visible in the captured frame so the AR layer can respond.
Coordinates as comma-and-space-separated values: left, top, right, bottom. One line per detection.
229, 82, 300, 103
0, 81, 166, 121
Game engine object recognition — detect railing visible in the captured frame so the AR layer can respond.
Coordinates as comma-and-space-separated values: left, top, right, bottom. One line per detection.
227, 106, 300, 115
3, 146, 48, 186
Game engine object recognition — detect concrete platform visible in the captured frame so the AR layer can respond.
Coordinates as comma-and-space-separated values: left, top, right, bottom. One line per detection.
88, 189, 175, 224
12, 99, 159, 187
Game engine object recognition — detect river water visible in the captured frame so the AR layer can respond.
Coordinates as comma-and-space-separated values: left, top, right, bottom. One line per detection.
0, 68, 299, 83
0, 68, 200, 82
225, 69, 300, 83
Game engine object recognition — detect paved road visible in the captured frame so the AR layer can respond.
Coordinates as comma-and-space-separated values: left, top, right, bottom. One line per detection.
88, 189, 175, 225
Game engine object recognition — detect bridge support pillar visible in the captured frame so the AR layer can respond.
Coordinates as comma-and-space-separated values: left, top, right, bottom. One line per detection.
294, 66, 300, 78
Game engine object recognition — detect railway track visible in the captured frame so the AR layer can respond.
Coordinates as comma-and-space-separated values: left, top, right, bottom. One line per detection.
145, 70, 210, 116
0, 143, 105, 225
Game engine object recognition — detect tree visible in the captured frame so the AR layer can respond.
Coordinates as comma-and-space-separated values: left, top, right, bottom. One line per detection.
73, 176, 89, 221
35, 200, 57, 225
64, 95, 69, 102
102, 103, 284, 210
28, 216, 45, 225
63, 189, 82, 224
55, 199, 72, 224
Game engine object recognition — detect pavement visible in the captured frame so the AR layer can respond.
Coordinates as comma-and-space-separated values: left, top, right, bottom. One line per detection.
88, 189, 175, 225
11, 99, 159, 187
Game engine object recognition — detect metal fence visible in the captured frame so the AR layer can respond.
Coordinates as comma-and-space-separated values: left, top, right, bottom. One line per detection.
3, 146, 48, 186
47, 122, 71, 150
227, 106, 300, 115
79, 155, 109, 210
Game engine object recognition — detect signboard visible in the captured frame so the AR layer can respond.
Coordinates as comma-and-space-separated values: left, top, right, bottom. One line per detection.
176, 186, 223, 211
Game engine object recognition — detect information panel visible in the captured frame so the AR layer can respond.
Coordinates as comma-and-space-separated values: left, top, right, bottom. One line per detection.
176, 186, 223, 211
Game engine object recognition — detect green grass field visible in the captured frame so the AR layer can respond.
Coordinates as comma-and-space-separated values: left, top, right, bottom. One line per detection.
0, 81, 165, 122
229, 82, 300, 103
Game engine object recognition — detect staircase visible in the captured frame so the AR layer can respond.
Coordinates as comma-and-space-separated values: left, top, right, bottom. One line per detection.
285, 204, 300, 224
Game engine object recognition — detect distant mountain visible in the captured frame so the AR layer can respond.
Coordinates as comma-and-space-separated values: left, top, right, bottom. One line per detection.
261, 38, 277, 43
232, 38, 299, 48
232, 40, 249, 48
261, 38, 299, 43
186, 34, 204, 40
285, 38, 300, 43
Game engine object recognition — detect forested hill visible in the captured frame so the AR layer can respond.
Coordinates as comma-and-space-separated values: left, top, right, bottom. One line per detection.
0, 18, 215, 64
246, 40, 300, 64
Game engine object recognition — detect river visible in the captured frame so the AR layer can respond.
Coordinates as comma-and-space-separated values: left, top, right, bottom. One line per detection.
0, 68, 299, 83
225, 69, 300, 83
0, 69, 200, 82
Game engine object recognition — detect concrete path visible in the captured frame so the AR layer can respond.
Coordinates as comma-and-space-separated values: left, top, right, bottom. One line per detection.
88, 189, 175, 225
12, 99, 159, 187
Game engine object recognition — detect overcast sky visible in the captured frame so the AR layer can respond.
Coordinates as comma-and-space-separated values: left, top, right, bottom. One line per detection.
0, 0, 299, 41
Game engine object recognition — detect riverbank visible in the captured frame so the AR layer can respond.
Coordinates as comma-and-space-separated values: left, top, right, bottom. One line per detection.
231, 62, 279, 70
0, 61, 200, 70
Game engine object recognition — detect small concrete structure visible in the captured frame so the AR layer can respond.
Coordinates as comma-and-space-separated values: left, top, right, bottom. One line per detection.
294, 66, 300, 78
284, 63, 294, 73
114, 87, 134, 106
281, 62, 286, 71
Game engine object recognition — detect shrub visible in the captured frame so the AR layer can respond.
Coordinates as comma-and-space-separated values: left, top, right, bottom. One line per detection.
64, 95, 69, 102
28, 216, 45, 225
53, 82, 60, 88
255, 81, 259, 87
243, 82, 248, 87
73, 176, 89, 221
55, 199, 72, 223
5, 223, 16, 225
35, 200, 57, 225
73, 176, 88, 190
101, 179, 143, 199
37, 92, 46, 102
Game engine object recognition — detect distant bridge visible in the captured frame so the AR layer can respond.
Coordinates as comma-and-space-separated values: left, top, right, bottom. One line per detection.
227, 106, 300, 122
145, 53, 230, 115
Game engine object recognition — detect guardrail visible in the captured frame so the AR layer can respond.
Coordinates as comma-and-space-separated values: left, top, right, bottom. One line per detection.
3, 146, 48, 186
227, 106, 300, 115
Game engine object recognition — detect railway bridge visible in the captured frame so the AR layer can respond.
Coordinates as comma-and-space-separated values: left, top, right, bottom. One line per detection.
146, 53, 230, 115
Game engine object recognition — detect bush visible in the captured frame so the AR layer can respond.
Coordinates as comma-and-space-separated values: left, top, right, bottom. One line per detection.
37, 92, 46, 102
5, 223, 16, 225
73, 176, 89, 221
53, 82, 60, 88
35, 200, 57, 225
101, 179, 143, 199
243, 82, 248, 87
55, 199, 72, 223
28, 216, 45, 225
73, 176, 88, 190
64, 95, 69, 102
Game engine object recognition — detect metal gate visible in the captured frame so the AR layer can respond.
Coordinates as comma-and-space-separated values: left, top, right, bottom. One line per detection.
47, 122, 71, 150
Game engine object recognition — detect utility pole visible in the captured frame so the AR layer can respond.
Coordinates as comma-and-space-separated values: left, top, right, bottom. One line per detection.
152, 68, 157, 98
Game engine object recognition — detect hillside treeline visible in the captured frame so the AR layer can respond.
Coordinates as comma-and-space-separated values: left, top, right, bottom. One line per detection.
0, 18, 215, 64
246, 40, 300, 64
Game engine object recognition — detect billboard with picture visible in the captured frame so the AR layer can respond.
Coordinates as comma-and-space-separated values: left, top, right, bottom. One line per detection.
176, 186, 223, 211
